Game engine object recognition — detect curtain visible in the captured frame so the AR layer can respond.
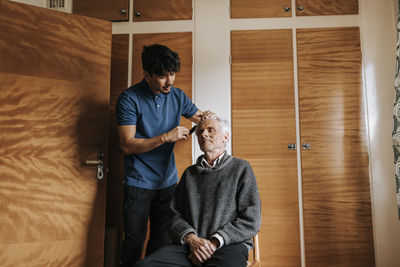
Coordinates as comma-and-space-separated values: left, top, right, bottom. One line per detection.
392, 0, 400, 219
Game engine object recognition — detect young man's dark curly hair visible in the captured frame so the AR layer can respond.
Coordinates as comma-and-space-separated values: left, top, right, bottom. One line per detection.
141, 44, 180, 76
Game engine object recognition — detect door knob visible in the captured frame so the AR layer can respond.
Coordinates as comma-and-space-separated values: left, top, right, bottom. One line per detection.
85, 152, 104, 180
120, 9, 127, 15
288, 144, 296, 150
284, 6, 291, 12
297, 5, 304, 12
134, 11, 142, 17
302, 143, 310, 150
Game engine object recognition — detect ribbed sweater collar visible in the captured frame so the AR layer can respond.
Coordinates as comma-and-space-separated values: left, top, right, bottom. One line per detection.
195, 151, 232, 173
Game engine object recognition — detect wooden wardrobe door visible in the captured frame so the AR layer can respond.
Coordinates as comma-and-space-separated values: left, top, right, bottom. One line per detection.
231, 29, 301, 266
106, 34, 129, 256
132, 32, 193, 178
73, 0, 129, 21
295, 0, 359, 16
0, 1, 111, 266
231, 0, 292, 18
297, 27, 374, 267
133, 0, 192, 21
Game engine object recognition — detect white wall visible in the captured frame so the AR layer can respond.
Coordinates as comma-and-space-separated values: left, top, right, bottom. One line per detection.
114, 0, 400, 266
9, 0, 72, 12
10, 0, 45, 7
359, 0, 400, 266
193, 0, 231, 159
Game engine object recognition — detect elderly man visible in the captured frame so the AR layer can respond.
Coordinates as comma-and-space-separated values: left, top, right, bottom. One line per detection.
134, 116, 261, 267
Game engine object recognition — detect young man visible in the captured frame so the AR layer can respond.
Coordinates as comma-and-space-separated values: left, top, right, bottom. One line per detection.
134, 116, 261, 267
116, 44, 213, 267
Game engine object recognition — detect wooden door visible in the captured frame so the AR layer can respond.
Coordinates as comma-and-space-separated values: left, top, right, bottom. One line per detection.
0, 1, 111, 266
73, 0, 129, 21
231, 0, 292, 18
107, 34, 129, 230
295, 0, 359, 16
133, 0, 192, 21
297, 27, 374, 267
104, 34, 130, 266
231, 29, 301, 266
132, 32, 193, 177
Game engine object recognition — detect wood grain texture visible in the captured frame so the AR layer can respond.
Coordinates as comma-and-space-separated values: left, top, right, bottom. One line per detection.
132, 32, 193, 178
297, 27, 374, 267
133, 0, 192, 21
73, 0, 129, 21
231, 0, 292, 18
0, 0, 111, 266
296, 0, 359, 16
247, 235, 260, 267
231, 29, 301, 266
107, 34, 129, 232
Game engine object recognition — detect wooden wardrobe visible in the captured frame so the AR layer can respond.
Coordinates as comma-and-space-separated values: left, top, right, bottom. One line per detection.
231, 1, 374, 266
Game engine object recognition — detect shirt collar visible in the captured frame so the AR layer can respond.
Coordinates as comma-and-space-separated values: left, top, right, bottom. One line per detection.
201, 152, 226, 169
139, 79, 167, 99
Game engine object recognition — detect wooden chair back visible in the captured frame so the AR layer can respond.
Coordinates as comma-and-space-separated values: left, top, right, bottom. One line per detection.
247, 234, 260, 267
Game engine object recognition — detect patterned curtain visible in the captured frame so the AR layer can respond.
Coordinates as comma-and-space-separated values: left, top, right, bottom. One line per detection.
392, 0, 400, 219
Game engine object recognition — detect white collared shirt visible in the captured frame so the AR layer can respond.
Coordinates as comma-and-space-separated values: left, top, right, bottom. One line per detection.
201, 152, 225, 169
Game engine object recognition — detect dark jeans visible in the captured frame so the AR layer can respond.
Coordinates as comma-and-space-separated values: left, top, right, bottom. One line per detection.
134, 243, 249, 267
119, 184, 176, 267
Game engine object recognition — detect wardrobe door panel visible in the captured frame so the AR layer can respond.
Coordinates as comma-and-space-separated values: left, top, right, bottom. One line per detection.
133, 0, 192, 21
231, 0, 292, 18
107, 34, 129, 231
295, 0, 358, 16
73, 0, 129, 21
232, 29, 301, 267
297, 27, 374, 267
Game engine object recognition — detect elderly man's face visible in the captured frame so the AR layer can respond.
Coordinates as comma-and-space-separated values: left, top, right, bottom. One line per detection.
197, 119, 229, 153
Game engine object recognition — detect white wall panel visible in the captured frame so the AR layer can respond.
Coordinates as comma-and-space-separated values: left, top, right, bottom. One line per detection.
359, 0, 400, 266
193, 0, 231, 159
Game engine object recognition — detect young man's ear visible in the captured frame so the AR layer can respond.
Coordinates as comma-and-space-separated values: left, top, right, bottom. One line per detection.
143, 71, 150, 81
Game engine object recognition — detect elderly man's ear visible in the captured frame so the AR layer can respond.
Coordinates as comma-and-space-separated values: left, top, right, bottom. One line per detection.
223, 133, 229, 143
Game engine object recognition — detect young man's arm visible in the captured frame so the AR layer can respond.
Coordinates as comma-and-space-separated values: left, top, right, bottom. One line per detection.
188, 110, 216, 124
117, 124, 189, 155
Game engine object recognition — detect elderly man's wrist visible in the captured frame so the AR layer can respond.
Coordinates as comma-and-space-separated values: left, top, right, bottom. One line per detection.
209, 237, 220, 248
183, 233, 196, 244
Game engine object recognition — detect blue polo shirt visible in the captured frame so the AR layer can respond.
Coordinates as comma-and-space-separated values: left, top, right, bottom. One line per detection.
116, 79, 198, 190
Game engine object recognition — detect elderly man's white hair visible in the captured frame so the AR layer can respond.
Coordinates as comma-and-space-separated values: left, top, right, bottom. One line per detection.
195, 116, 231, 141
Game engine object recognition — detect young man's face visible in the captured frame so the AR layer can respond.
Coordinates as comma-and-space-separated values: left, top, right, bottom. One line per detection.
144, 71, 176, 94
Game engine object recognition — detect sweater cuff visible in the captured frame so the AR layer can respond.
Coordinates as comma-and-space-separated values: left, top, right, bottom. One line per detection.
217, 230, 231, 246
211, 233, 224, 248
180, 231, 196, 245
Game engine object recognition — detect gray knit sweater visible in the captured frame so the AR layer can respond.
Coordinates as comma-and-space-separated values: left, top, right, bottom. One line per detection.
168, 153, 261, 249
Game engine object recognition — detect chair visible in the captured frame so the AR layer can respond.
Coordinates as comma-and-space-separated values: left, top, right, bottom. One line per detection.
247, 234, 260, 267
